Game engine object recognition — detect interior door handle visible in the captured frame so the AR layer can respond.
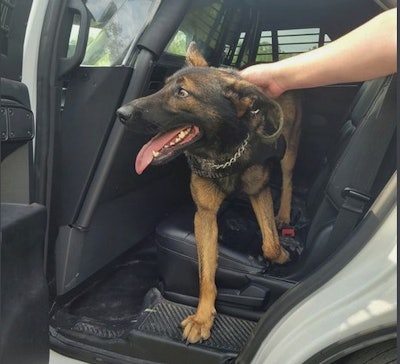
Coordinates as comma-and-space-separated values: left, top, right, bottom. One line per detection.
58, 0, 89, 77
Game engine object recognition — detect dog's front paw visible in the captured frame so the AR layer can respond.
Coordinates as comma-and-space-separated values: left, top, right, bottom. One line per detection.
275, 214, 290, 229
181, 311, 215, 344
272, 246, 290, 264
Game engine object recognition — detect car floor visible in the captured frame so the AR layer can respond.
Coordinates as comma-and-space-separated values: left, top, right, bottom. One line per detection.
52, 238, 160, 336
50, 236, 257, 363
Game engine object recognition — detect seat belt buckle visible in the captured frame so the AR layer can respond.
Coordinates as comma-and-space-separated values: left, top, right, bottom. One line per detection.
281, 228, 295, 237
341, 187, 371, 203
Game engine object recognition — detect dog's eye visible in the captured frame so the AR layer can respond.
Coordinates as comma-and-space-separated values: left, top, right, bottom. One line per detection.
176, 88, 189, 98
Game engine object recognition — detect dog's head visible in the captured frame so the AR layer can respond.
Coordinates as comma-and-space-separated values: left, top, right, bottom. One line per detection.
117, 42, 283, 175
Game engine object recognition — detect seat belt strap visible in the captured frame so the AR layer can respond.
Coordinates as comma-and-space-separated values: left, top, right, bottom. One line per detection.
327, 74, 396, 247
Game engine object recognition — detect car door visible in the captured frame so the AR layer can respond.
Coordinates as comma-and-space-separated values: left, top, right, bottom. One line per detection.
1, 1, 49, 363
26, 0, 191, 300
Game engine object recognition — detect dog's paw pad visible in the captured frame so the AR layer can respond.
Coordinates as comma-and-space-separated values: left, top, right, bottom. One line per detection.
181, 314, 213, 344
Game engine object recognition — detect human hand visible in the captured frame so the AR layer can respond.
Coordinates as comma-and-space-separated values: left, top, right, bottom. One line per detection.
240, 63, 285, 99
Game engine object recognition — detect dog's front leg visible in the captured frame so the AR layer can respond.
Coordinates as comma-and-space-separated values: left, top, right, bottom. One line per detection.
181, 174, 225, 344
275, 151, 295, 228
250, 187, 289, 264
275, 106, 301, 228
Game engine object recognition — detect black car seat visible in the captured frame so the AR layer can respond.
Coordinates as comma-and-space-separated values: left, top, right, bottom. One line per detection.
291, 74, 396, 278
155, 74, 396, 317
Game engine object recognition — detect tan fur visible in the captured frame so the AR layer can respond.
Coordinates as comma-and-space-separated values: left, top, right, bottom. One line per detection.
275, 92, 302, 227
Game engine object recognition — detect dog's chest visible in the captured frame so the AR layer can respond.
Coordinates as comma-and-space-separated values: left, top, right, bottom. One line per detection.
213, 164, 270, 196
241, 165, 271, 195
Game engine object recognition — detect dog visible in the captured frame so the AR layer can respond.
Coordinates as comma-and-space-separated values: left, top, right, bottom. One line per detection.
117, 42, 301, 344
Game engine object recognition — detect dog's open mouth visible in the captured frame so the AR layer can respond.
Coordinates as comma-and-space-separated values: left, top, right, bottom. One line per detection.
135, 125, 201, 174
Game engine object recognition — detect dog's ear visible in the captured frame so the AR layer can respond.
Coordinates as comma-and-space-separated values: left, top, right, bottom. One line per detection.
223, 78, 284, 142
186, 42, 208, 67
223, 79, 258, 118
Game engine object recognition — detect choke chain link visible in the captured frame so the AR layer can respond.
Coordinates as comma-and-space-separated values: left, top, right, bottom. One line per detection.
205, 133, 250, 170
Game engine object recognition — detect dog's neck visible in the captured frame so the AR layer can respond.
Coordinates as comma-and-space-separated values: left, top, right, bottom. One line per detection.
184, 107, 286, 179
184, 132, 251, 178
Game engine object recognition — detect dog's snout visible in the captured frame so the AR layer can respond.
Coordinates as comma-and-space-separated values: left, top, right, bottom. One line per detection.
131, 108, 143, 120
117, 103, 145, 125
116, 104, 134, 125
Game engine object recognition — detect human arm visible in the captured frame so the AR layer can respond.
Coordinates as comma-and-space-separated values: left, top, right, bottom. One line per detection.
240, 8, 397, 98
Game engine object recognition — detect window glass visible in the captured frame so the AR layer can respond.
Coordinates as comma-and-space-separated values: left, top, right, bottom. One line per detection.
233, 27, 331, 65
231, 32, 247, 64
67, 0, 160, 66
165, 1, 224, 59
256, 30, 273, 62
278, 28, 320, 60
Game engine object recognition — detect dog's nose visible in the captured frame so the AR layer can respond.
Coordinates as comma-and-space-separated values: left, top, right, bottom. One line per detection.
116, 104, 133, 125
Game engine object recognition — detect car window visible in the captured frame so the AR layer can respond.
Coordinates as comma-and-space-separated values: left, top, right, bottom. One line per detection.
164, 0, 225, 60
67, 0, 160, 66
164, 1, 332, 68
234, 28, 331, 66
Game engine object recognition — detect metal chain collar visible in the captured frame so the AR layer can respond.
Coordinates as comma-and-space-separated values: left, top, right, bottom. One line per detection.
204, 133, 250, 170
184, 133, 250, 178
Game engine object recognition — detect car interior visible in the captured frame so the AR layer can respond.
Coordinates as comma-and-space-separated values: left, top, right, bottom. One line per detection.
0, 0, 396, 363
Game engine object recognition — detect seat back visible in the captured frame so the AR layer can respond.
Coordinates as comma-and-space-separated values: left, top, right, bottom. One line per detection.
294, 75, 396, 279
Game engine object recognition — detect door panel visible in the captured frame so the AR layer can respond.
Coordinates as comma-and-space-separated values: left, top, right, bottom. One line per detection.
54, 66, 132, 225
1, 203, 49, 364
46, 0, 192, 294
1, 79, 49, 364
1, 1, 50, 362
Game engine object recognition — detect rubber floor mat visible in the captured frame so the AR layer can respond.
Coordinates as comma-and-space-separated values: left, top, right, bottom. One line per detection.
134, 289, 257, 353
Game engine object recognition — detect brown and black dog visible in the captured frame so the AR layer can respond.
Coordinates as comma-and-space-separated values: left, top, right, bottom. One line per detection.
117, 42, 301, 344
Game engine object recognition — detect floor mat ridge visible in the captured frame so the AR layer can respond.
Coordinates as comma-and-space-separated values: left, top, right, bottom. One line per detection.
133, 288, 257, 352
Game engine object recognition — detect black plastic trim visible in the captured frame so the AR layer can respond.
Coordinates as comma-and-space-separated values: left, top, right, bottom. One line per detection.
74, 51, 155, 229
58, 0, 89, 77
34, 0, 66, 204
1, 203, 49, 364
50, 327, 157, 364
136, 0, 191, 58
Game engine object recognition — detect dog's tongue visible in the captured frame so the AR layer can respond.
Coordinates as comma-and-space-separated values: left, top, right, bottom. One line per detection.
135, 126, 188, 174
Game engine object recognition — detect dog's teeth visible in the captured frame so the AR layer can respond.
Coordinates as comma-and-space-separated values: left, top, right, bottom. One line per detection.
152, 151, 160, 157
161, 127, 193, 152
179, 128, 191, 138
178, 128, 190, 138
173, 129, 190, 144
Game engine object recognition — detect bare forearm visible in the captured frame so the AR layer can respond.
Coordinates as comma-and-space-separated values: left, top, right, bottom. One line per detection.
241, 8, 397, 97
276, 8, 397, 90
